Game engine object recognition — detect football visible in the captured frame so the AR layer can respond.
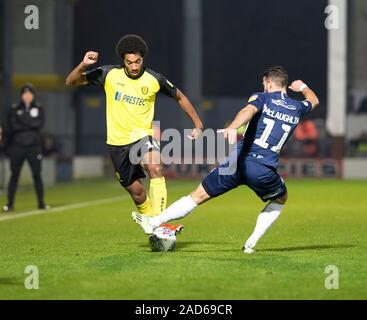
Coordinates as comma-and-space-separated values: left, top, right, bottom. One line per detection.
149, 226, 177, 252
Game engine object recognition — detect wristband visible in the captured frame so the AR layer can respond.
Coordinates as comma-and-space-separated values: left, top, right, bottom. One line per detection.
299, 83, 308, 92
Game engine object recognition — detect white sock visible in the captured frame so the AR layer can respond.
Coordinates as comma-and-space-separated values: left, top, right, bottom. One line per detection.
245, 202, 284, 249
149, 196, 197, 227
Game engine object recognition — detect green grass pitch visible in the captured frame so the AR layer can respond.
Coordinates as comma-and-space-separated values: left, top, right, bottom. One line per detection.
0, 178, 366, 299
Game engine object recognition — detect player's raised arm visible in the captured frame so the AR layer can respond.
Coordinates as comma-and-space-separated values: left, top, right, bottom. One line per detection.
175, 89, 203, 140
289, 80, 319, 109
65, 51, 99, 87
219, 104, 258, 144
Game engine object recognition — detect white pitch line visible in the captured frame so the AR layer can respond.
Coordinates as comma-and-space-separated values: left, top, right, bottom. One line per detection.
0, 195, 129, 222
0, 183, 187, 223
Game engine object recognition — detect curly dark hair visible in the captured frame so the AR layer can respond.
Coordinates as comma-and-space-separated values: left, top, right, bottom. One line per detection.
263, 66, 288, 88
115, 34, 148, 61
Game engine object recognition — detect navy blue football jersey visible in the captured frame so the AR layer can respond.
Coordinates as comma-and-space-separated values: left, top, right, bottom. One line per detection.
241, 91, 312, 168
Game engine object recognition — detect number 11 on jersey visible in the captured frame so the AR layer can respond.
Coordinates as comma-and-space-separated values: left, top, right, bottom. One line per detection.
254, 118, 291, 153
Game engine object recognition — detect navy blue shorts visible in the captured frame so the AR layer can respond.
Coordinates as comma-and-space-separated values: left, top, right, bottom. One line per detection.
202, 150, 287, 202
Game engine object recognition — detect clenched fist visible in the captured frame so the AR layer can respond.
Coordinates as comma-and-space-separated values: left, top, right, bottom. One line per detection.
288, 80, 305, 92
82, 51, 99, 67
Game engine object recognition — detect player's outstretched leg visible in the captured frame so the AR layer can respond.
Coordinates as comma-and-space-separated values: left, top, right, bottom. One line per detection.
132, 183, 210, 233
132, 195, 198, 234
243, 193, 288, 254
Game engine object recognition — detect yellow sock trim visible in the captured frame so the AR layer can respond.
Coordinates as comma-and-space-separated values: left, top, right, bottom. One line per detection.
149, 177, 167, 216
136, 197, 153, 215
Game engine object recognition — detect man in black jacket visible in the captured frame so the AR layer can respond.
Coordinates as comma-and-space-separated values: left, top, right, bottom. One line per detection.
1, 84, 48, 212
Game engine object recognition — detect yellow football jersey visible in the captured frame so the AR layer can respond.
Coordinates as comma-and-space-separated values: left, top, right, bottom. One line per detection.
86, 65, 177, 145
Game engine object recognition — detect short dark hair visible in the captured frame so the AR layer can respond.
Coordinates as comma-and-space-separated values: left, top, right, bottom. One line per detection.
115, 34, 148, 60
20, 83, 35, 95
263, 66, 288, 88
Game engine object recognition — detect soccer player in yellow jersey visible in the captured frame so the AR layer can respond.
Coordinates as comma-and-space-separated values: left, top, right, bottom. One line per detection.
66, 34, 203, 221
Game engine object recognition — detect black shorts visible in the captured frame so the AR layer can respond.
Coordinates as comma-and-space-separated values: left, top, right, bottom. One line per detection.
107, 136, 160, 187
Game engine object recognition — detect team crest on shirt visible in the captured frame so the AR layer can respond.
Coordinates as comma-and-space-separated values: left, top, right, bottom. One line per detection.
141, 86, 149, 95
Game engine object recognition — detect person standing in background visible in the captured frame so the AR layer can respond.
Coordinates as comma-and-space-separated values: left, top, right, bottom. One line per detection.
293, 118, 319, 157
1, 84, 49, 212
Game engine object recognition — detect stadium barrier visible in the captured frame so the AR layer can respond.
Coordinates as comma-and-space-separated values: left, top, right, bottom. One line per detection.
0, 157, 366, 191
343, 158, 367, 179
1, 158, 56, 187
72, 156, 104, 180
163, 158, 367, 180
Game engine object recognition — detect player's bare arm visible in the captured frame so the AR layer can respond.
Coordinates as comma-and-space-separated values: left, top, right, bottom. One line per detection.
288, 80, 319, 109
219, 104, 258, 144
65, 51, 99, 87
175, 89, 203, 140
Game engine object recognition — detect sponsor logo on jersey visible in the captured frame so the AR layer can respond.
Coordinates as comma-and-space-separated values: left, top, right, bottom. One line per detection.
114, 91, 146, 106
271, 99, 296, 110
115, 91, 123, 101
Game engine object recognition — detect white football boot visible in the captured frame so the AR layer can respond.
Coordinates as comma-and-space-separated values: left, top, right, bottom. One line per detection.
131, 211, 155, 234
243, 246, 255, 254
243, 239, 256, 254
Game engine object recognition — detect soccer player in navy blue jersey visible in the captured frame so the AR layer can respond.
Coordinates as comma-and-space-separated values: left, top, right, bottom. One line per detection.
133, 66, 319, 253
